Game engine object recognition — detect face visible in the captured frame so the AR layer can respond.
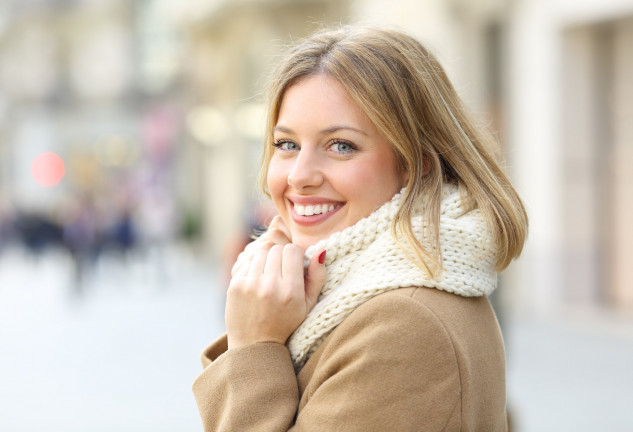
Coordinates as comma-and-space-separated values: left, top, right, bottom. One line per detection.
267, 74, 406, 250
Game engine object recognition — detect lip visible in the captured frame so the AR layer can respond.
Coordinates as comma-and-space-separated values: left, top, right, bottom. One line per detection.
287, 196, 344, 226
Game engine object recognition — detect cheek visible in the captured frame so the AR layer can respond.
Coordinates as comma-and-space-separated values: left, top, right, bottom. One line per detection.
342, 159, 401, 210
266, 159, 287, 203
344, 159, 397, 191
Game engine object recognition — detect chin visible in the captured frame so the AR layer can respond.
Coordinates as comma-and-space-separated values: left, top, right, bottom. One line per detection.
294, 238, 314, 250
293, 235, 322, 250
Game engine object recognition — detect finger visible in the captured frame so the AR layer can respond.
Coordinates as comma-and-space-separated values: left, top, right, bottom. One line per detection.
244, 239, 274, 252
231, 258, 249, 277
264, 245, 283, 276
268, 215, 292, 239
304, 250, 327, 309
231, 251, 251, 277
247, 249, 268, 277
260, 227, 291, 246
244, 228, 290, 252
281, 244, 305, 284
269, 230, 291, 245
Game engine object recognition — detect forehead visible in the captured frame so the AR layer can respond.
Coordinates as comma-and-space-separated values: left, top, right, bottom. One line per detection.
275, 74, 372, 131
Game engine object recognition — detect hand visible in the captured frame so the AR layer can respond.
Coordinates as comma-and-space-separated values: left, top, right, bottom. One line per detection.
225, 217, 327, 350
230, 216, 292, 278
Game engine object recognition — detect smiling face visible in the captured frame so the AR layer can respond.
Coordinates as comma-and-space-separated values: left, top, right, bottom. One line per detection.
267, 74, 405, 250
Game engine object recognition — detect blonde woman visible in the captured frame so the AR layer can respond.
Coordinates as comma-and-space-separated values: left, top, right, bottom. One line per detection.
193, 25, 527, 431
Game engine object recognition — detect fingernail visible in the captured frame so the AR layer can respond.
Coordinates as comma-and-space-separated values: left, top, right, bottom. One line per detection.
318, 250, 326, 264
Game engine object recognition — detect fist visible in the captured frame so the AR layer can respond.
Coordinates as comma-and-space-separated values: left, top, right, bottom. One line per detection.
225, 217, 326, 349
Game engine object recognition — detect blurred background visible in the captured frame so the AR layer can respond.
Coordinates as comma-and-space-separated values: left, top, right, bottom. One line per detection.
0, 0, 632, 431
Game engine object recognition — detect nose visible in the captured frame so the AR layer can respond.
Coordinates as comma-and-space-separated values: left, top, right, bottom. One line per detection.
287, 147, 324, 190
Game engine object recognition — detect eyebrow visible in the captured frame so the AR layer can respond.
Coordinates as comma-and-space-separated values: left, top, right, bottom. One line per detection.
273, 125, 369, 136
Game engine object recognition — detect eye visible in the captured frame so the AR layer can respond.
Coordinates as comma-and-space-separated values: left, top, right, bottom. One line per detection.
330, 140, 356, 154
273, 139, 299, 151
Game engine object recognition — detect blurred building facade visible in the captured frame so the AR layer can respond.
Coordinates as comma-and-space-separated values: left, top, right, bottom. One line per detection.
506, 0, 633, 312
180, 0, 633, 312
0, 0, 631, 312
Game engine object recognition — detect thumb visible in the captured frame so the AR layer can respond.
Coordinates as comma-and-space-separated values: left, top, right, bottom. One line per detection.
304, 250, 327, 310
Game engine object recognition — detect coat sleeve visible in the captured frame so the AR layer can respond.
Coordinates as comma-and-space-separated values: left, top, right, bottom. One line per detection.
192, 335, 299, 432
193, 290, 463, 431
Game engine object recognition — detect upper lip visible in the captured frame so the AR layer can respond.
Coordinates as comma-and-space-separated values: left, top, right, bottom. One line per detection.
287, 195, 345, 206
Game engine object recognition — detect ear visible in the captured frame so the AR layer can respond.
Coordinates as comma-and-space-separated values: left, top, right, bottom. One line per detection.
421, 158, 432, 176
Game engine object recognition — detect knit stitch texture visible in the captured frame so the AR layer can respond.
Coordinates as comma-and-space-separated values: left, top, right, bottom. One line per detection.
287, 184, 498, 370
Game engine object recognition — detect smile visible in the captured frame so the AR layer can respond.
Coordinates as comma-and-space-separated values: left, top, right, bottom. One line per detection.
293, 203, 340, 216
288, 198, 345, 226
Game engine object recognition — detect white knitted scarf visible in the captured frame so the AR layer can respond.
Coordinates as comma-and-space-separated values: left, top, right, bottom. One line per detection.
287, 184, 498, 370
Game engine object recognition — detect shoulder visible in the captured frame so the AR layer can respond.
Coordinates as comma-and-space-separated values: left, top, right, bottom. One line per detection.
295, 288, 507, 430
297, 288, 467, 430
339, 287, 456, 339
310, 287, 465, 373
333, 286, 496, 340
354, 286, 501, 335
305, 286, 503, 381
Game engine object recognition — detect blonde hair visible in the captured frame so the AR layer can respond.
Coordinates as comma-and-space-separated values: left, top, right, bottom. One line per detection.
259, 25, 528, 274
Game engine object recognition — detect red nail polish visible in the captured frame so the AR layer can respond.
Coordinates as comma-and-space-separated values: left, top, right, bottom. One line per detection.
318, 250, 326, 264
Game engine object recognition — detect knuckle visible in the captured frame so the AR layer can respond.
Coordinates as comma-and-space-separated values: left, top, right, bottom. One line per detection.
250, 248, 267, 260
281, 280, 303, 300
283, 243, 302, 256
256, 284, 275, 301
269, 215, 283, 227
246, 238, 271, 251
229, 273, 258, 293
269, 244, 283, 255
227, 276, 246, 295
280, 291, 299, 306
231, 258, 247, 274
264, 240, 277, 249
245, 273, 273, 297
245, 274, 261, 290
262, 273, 280, 290
253, 240, 275, 251
236, 250, 249, 261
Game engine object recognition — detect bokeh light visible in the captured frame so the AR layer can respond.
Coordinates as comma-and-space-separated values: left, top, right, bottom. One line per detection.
31, 152, 65, 187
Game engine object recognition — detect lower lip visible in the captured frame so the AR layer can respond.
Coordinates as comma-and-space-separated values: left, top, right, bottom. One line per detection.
290, 205, 343, 226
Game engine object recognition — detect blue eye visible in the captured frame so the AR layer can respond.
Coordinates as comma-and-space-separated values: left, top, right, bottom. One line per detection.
331, 140, 355, 154
273, 140, 299, 151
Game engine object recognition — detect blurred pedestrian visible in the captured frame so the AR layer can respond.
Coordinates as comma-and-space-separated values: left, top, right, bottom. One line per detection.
62, 195, 98, 291
193, 25, 528, 431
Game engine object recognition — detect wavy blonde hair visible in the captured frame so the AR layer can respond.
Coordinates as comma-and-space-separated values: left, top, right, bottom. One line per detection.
259, 25, 528, 274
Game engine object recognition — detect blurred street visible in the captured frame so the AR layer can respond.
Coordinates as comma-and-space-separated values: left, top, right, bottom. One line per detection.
506, 309, 633, 431
1, 246, 632, 432
0, 245, 225, 432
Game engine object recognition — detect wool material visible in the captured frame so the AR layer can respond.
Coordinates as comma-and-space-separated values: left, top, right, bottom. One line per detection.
287, 184, 498, 370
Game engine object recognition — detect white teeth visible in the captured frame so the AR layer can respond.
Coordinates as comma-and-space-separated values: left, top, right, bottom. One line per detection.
294, 203, 338, 216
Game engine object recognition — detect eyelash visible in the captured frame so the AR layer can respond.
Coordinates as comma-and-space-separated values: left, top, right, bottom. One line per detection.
272, 139, 357, 155
272, 139, 299, 151
329, 139, 356, 154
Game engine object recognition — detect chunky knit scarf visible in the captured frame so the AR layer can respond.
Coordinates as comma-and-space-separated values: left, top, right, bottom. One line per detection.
287, 184, 498, 370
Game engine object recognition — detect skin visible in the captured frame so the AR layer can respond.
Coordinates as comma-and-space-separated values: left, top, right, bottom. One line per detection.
226, 216, 325, 349
268, 74, 405, 250
226, 74, 405, 350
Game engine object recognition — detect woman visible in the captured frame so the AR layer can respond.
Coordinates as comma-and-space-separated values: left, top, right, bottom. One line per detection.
193, 25, 527, 431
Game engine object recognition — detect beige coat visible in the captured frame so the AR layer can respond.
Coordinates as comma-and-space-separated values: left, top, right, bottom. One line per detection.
192, 287, 508, 431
